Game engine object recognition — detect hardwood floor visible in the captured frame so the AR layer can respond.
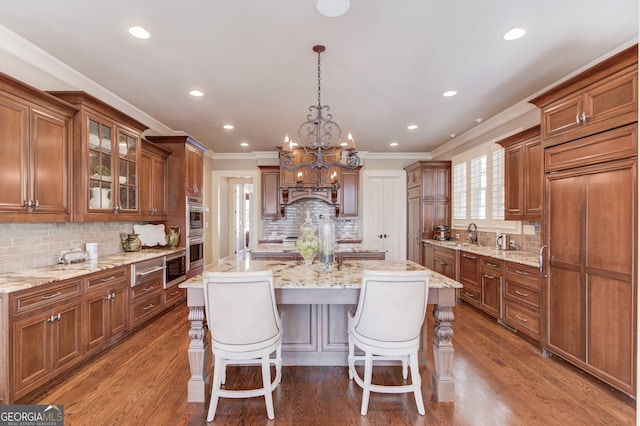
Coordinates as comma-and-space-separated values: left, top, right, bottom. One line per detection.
21, 301, 635, 425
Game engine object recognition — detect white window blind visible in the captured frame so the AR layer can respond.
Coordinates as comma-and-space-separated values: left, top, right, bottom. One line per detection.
470, 155, 486, 220
492, 147, 504, 220
452, 162, 466, 220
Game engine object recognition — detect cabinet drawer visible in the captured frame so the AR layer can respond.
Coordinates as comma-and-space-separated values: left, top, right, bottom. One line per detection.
482, 258, 503, 273
131, 293, 163, 326
503, 302, 540, 339
460, 287, 481, 305
131, 280, 163, 299
504, 280, 541, 309
504, 262, 541, 288
163, 286, 185, 306
12, 280, 82, 315
85, 267, 128, 291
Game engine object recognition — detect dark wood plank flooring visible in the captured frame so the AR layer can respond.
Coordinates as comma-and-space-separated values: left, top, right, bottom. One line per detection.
21, 301, 635, 425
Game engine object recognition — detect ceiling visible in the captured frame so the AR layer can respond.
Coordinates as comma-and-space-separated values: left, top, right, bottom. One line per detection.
0, 1, 637, 155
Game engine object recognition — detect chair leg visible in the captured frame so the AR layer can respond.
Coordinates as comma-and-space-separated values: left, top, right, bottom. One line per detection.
261, 355, 275, 420
402, 355, 408, 380
409, 352, 425, 415
348, 337, 355, 380
274, 346, 282, 385
207, 355, 224, 422
220, 358, 227, 385
360, 351, 373, 416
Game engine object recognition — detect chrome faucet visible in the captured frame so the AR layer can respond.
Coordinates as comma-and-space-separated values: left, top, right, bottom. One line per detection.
467, 223, 478, 245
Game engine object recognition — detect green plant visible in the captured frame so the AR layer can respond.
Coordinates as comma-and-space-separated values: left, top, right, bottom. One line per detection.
92, 165, 110, 176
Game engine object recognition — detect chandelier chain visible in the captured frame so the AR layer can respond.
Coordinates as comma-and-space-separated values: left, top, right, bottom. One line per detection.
317, 49, 322, 107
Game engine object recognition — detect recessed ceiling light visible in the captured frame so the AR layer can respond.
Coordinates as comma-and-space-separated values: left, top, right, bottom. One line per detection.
450, 134, 456, 138
223, 124, 234, 130
442, 91, 458, 97
475, 118, 483, 123
317, 0, 350, 17
390, 142, 399, 147
240, 142, 249, 147
407, 124, 418, 130
189, 90, 204, 97
503, 27, 527, 41
128, 26, 150, 40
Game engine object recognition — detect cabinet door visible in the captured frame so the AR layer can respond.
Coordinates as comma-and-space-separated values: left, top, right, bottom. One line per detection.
139, 147, 168, 219
432, 248, 456, 280
481, 271, 501, 318
541, 94, 583, 140
503, 144, 523, 218
459, 252, 480, 290
84, 291, 109, 352
51, 301, 82, 371
87, 116, 115, 211
186, 145, 203, 197
109, 285, 128, 338
116, 128, 139, 212
13, 312, 50, 393
407, 197, 421, 263
421, 243, 434, 270
339, 169, 359, 217
260, 167, 281, 219
523, 139, 542, 218
0, 94, 29, 212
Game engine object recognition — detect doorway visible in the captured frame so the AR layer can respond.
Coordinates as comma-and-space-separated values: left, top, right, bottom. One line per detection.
229, 179, 253, 259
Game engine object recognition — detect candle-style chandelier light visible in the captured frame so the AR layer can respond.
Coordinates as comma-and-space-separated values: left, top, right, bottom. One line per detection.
279, 45, 360, 191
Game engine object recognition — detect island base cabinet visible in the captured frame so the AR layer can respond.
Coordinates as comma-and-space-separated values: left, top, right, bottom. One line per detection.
12, 300, 82, 400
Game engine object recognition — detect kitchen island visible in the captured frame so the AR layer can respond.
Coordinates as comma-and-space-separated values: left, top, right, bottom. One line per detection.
180, 259, 463, 403
249, 243, 386, 262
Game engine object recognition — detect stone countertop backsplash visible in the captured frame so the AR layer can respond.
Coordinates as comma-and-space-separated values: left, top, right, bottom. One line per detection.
0, 247, 185, 294
422, 239, 540, 268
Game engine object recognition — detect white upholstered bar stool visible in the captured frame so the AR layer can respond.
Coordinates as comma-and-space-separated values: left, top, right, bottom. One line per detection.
348, 269, 430, 416
203, 270, 283, 422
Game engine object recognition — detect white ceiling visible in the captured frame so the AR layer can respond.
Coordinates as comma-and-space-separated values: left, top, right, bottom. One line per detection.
0, 1, 637, 155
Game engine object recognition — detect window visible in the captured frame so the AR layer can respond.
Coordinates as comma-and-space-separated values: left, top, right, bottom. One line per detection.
452, 139, 519, 233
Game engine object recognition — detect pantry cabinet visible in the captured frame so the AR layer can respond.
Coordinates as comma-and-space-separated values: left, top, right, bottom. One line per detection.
48, 91, 148, 221
497, 126, 542, 220
0, 73, 76, 222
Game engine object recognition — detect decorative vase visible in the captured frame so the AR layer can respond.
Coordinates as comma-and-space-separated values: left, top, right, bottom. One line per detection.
166, 225, 181, 248
319, 212, 335, 271
296, 210, 319, 266
120, 232, 142, 252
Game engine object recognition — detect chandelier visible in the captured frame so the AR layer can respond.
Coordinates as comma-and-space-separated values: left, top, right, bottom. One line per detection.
279, 45, 360, 191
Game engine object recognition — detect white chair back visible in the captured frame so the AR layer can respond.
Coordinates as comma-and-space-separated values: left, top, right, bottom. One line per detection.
204, 271, 281, 351
351, 270, 430, 343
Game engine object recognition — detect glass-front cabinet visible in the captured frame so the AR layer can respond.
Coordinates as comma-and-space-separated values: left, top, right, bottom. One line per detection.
49, 91, 147, 221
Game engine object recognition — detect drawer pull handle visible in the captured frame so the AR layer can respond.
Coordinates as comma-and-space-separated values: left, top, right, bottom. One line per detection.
483, 273, 496, 280
463, 291, 475, 298
171, 290, 180, 296
515, 290, 529, 297
143, 303, 155, 311
100, 275, 118, 282
515, 314, 529, 323
462, 254, 476, 259
41, 291, 63, 300
485, 262, 498, 268
143, 286, 155, 293
137, 266, 166, 277
515, 270, 529, 276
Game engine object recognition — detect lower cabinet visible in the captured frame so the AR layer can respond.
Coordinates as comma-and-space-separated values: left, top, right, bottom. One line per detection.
502, 261, 541, 340
11, 280, 83, 400
83, 267, 129, 356
480, 257, 503, 318
459, 251, 481, 307
458, 252, 503, 319
432, 246, 457, 280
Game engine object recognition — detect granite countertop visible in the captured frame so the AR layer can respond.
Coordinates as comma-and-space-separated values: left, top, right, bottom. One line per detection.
0, 247, 185, 294
251, 243, 384, 254
422, 239, 540, 268
180, 259, 462, 290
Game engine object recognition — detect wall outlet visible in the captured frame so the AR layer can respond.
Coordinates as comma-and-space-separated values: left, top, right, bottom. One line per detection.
522, 224, 535, 235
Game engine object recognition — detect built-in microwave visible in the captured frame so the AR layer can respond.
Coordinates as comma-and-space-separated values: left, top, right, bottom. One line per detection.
187, 197, 204, 237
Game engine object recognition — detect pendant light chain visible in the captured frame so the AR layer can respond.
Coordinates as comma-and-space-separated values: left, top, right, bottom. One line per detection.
317, 48, 322, 107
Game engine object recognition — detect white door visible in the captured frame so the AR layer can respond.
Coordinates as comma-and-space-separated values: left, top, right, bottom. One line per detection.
362, 170, 406, 260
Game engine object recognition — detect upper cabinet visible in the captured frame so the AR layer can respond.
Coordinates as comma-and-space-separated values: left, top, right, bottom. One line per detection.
48, 92, 148, 222
338, 167, 360, 217
258, 166, 281, 220
530, 44, 638, 148
0, 73, 76, 222
497, 125, 542, 221
139, 140, 171, 221
186, 144, 204, 197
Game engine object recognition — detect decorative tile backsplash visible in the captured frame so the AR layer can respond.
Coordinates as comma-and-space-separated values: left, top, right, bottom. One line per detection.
0, 222, 145, 273
262, 199, 359, 239
450, 222, 541, 253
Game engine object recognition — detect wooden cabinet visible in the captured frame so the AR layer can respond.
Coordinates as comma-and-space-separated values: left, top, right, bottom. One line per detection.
83, 267, 129, 356
458, 251, 481, 307
49, 91, 148, 221
0, 73, 76, 222
534, 44, 637, 397
338, 167, 360, 217
497, 126, 542, 220
10, 279, 83, 400
480, 257, 502, 318
432, 246, 456, 280
258, 166, 282, 219
421, 242, 434, 270
502, 262, 541, 340
139, 139, 170, 220
404, 161, 451, 263
130, 257, 166, 328
530, 44, 637, 148
186, 144, 204, 197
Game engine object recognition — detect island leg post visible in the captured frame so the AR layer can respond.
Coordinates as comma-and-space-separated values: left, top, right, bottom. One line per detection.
186, 287, 210, 403
431, 290, 455, 402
